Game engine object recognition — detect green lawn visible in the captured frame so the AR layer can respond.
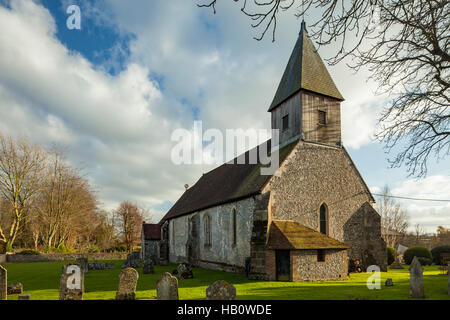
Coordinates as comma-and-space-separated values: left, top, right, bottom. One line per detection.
2, 260, 449, 300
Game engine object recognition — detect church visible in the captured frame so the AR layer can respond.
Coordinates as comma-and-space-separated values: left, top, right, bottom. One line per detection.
141, 22, 387, 282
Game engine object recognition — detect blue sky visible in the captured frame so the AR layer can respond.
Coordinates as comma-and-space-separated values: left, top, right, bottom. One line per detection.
0, 0, 448, 232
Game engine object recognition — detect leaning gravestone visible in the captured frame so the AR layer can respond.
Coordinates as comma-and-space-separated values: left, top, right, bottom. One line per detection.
177, 263, 194, 280
156, 272, 178, 300
206, 280, 236, 300
18, 294, 31, 300
143, 260, 154, 274
116, 268, 139, 300
7, 283, 23, 295
409, 256, 425, 299
0, 265, 6, 300
59, 264, 84, 300
76, 257, 89, 274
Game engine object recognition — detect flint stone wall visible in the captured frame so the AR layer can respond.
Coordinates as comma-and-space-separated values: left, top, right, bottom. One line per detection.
6, 253, 128, 263
169, 197, 254, 272
262, 142, 387, 272
291, 249, 347, 281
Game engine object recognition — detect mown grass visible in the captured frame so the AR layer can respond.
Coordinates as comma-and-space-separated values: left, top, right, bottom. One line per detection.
2, 260, 449, 300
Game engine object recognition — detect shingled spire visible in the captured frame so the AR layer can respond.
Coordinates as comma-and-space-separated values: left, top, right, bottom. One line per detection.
268, 21, 344, 112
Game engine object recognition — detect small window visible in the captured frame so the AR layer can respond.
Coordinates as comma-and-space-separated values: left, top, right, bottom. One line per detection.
172, 220, 175, 245
320, 204, 327, 235
318, 110, 327, 125
317, 250, 325, 262
204, 214, 211, 247
282, 115, 289, 131
232, 209, 237, 246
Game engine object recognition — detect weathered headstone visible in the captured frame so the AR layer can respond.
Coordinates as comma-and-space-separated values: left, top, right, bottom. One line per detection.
18, 294, 31, 300
7, 282, 23, 295
409, 256, 425, 298
177, 263, 194, 280
143, 260, 154, 274
122, 253, 140, 269
59, 264, 84, 300
385, 278, 393, 286
87, 261, 115, 270
156, 272, 178, 300
0, 265, 6, 300
206, 280, 236, 300
390, 255, 404, 269
76, 257, 89, 274
122, 259, 139, 269
116, 268, 139, 300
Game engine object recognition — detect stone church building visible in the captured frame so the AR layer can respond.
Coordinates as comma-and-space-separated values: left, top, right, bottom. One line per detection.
142, 22, 386, 281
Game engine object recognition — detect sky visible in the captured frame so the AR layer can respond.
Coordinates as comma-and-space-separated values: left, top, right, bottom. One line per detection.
0, 0, 448, 233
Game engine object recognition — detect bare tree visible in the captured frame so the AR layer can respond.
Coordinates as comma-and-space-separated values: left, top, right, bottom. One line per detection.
36, 148, 97, 250
0, 134, 46, 253
199, 0, 450, 177
114, 201, 144, 252
375, 185, 409, 248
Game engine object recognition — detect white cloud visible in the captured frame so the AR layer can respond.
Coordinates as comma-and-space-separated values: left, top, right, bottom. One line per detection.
0, 0, 206, 217
0, 0, 427, 224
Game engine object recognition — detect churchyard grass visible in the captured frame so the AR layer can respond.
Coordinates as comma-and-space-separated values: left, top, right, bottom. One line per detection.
2, 261, 449, 300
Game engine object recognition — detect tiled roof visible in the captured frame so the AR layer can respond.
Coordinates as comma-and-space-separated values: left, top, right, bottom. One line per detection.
268, 22, 344, 112
159, 140, 298, 222
267, 220, 350, 250
142, 224, 161, 240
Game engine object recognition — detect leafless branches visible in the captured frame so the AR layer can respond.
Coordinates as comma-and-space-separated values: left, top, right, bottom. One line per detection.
198, 0, 295, 41
0, 134, 46, 252
114, 201, 144, 252
375, 185, 409, 248
198, 0, 450, 176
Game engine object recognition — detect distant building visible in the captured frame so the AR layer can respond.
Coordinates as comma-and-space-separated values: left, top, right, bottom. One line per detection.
142, 22, 387, 281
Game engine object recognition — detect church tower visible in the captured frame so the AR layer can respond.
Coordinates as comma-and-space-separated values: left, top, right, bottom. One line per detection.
269, 22, 344, 147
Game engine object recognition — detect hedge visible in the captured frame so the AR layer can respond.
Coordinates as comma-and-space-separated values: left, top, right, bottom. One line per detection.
430, 245, 450, 265
403, 246, 432, 265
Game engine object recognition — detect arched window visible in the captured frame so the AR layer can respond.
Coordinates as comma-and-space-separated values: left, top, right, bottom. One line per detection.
320, 204, 328, 235
204, 214, 211, 247
171, 220, 176, 245
232, 209, 237, 246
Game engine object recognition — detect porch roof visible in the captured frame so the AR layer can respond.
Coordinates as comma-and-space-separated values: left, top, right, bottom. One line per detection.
267, 220, 350, 250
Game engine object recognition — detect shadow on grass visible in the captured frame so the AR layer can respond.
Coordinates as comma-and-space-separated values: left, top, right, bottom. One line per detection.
3, 261, 450, 300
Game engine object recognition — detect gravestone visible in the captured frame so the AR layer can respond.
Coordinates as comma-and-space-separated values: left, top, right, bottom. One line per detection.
143, 260, 154, 274
409, 256, 424, 298
87, 261, 115, 270
177, 263, 194, 280
206, 280, 236, 300
76, 257, 89, 274
390, 255, 404, 269
0, 265, 6, 300
156, 272, 178, 300
59, 264, 84, 300
7, 282, 23, 294
116, 268, 139, 300
385, 278, 393, 286
122, 253, 141, 269
18, 294, 31, 300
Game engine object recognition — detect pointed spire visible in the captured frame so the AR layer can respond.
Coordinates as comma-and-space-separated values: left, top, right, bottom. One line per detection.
268, 21, 344, 112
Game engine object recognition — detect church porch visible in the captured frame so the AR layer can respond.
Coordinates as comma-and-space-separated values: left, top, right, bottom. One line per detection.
265, 220, 349, 282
